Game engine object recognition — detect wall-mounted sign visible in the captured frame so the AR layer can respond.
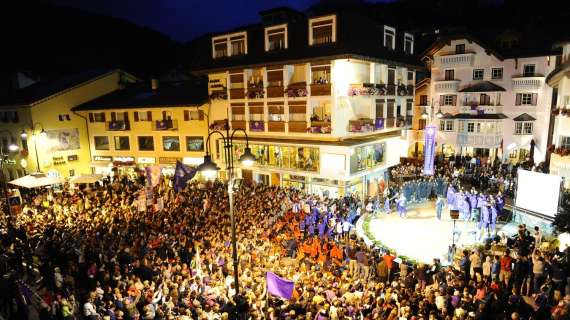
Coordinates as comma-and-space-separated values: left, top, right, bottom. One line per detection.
53, 156, 66, 166
137, 157, 156, 164
67, 155, 79, 162
114, 156, 135, 163
183, 157, 203, 166
159, 157, 180, 165
94, 156, 113, 162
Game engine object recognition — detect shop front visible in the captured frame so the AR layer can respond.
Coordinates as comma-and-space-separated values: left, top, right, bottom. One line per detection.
92, 155, 114, 175
282, 173, 308, 191
311, 177, 343, 198
158, 157, 181, 176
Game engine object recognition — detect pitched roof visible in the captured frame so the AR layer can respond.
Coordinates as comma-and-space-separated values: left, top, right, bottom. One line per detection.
513, 113, 536, 121
191, 10, 423, 73
0, 68, 126, 107
73, 79, 208, 111
458, 81, 506, 92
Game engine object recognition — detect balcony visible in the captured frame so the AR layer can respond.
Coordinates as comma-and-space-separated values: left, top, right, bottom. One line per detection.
209, 89, 228, 100
435, 53, 475, 67
247, 87, 265, 99
153, 119, 178, 131
386, 84, 396, 96
512, 75, 544, 91
268, 121, 285, 132
107, 120, 130, 131
286, 82, 308, 98
348, 118, 375, 133
457, 133, 502, 148
249, 121, 265, 132
310, 83, 331, 96
229, 88, 245, 99
230, 120, 246, 130
397, 84, 414, 96
308, 121, 332, 134
288, 121, 307, 133
266, 86, 284, 98
434, 80, 460, 93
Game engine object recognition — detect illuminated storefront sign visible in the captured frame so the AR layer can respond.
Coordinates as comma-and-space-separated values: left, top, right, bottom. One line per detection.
159, 157, 180, 165
137, 157, 156, 164
93, 156, 112, 162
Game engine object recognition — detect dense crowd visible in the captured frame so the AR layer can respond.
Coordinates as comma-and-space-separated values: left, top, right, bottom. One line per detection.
0, 171, 569, 320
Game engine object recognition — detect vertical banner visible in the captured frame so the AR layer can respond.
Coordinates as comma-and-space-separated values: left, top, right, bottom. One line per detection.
423, 124, 437, 176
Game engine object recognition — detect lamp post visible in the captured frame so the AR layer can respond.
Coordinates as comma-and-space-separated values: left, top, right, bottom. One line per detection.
422, 99, 443, 123
0, 130, 20, 220
197, 119, 256, 300
21, 123, 47, 173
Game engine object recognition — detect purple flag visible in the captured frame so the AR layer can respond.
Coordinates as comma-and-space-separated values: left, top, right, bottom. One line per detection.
423, 125, 437, 176
266, 272, 294, 299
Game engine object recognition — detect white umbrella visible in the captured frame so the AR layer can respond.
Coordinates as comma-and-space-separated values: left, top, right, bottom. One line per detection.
70, 174, 103, 184
9, 173, 63, 188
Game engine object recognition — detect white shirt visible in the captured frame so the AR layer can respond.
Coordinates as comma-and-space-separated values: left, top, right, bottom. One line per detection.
83, 302, 97, 316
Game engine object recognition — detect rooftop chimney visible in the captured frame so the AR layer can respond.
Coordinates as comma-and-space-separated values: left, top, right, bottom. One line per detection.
151, 78, 159, 90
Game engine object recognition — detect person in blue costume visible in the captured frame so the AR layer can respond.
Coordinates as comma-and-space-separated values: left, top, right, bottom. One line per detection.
436, 196, 445, 220
384, 195, 391, 214
489, 201, 498, 234
468, 190, 478, 222
447, 186, 456, 211
397, 193, 407, 218
479, 198, 490, 240
458, 192, 471, 220
495, 193, 504, 214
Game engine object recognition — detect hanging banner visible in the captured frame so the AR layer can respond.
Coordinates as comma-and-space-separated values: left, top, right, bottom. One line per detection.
423, 124, 437, 176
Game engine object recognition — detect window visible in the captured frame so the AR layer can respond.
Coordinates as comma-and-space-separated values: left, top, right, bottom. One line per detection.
407, 71, 414, 81
134, 111, 152, 122
114, 136, 130, 150
455, 44, 465, 54
89, 112, 106, 122
473, 69, 484, 80
516, 93, 537, 106
441, 95, 456, 106
265, 24, 287, 51
384, 26, 396, 50
310, 16, 336, 45
491, 68, 503, 80
523, 122, 533, 135
560, 136, 570, 149
467, 122, 475, 133
184, 109, 204, 121
458, 121, 465, 132
58, 114, 71, 121
419, 95, 428, 106
138, 136, 154, 151
418, 118, 427, 130
444, 69, 455, 80
445, 120, 453, 131
111, 112, 128, 122
94, 136, 109, 150
480, 94, 491, 106
186, 136, 204, 151
212, 32, 247, 58
163, 136, 180, 151
404, 33, 414, 54
523, 64, 535, 77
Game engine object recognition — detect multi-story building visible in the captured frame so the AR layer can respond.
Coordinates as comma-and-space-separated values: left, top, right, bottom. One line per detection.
421, 35, 558, 164
72, 79, 209, 176
546, 40, 570, 182
0, 69, 136, 181
194, 7, 421, 199
406, 78, 430, 158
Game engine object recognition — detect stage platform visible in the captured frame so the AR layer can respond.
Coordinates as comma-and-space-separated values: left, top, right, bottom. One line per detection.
363, 201, 505, 264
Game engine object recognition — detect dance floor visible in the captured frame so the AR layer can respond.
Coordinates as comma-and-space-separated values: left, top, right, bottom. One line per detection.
366, 201, 503, 264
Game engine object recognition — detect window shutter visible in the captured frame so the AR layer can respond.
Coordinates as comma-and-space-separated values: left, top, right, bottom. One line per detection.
12, 112, 19, 123
198, 110, 204, 120
89, 112, 94, 122
111, 112, 116, 121
58, 115, 63, 121
102, 113, 106, 122
439, 95, 444, 105
134, 112, 139, 122
531, 93, 538, 106
147, 111, 152, 121
184, 110, 189, 121
162, 111, 167, 120
66, 114, 71, 121
515, 93, 521, 106
123, 112, 129, 121
452, 95, 457, 106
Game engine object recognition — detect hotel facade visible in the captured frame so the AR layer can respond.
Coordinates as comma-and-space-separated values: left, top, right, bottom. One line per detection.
195, 8, 421, 199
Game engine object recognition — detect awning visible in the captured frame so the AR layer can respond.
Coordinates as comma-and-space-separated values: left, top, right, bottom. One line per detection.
70, 174, 103, 184
513, 113, 536, 121
9, 173, 63, 188
458, 81, 506, 92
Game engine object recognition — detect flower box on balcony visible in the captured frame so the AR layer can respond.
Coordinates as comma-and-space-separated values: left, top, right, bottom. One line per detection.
308, 121, 331, 134
348, 119, 375, 133
154, 119, 176, 130
107, 120, 130, 131
249, 121, 265, 132
209, 90, 228, 100
349, 83, 381, 96
286, 82, 308, 98
247, 87, 265, 99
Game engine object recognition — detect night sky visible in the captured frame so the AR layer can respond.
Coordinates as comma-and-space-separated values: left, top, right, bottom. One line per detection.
46, 0, 391, 42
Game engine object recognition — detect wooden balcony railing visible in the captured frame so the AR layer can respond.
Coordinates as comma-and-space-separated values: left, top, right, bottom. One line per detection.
268, 121, 285, 132
249, 121, 265, 132
230, 120, 246, 130
106, 120, 130, 131
310, 83, 331, 96
286, 82, 308, 97
229, 88, 245, 99
266, 86, 284, 98
288, 121, 307, 132
247, 87, 265, 99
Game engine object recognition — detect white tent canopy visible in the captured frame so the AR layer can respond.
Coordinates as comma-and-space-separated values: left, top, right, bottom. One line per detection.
69, 174, 103, 184
9, 173, 63, 188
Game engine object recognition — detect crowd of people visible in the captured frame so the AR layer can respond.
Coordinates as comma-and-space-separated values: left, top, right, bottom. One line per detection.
0, 168, 568, 320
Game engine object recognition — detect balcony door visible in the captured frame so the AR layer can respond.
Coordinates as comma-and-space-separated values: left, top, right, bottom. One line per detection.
387, 69, 395, 84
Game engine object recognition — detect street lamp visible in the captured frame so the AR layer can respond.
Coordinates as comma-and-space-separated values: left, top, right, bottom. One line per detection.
0, 130, 19, 220
197, 119, 256, 301
21, 123, 46, 172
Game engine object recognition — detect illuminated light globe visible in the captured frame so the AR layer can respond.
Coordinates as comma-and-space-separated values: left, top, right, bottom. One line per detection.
197, 154, 220, 179
8, 143, 19, 152
39, 129, 48, 139
239, 147, 256, 167
21, 130, 27, 139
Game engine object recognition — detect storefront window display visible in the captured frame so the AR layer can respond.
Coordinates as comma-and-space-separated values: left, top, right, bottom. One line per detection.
282, 174, 307, 191
311, 177, 342, 198
231, 143, 320, 172
350, 142, 385, 174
